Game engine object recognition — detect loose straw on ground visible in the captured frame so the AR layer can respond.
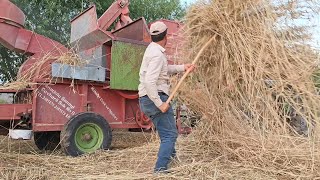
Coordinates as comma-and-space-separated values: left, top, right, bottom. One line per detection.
1, 0, 320, 179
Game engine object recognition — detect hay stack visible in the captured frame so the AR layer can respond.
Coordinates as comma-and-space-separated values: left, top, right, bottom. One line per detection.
175, 0, 320, 178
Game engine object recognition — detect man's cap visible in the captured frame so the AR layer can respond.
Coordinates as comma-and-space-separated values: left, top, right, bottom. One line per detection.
150, 21, 168, 36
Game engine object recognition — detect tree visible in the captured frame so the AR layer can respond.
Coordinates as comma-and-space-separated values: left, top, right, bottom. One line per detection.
0, 0, 185, 83
0, 50, 26, 82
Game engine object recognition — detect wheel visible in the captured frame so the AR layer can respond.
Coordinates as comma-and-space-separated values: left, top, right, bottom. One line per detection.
34, 131, 61, 150
60, 112, 112, 157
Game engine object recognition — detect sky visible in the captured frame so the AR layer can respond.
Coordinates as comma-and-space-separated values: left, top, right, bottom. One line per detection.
180, 0, 320, 49
181, 0, 194, 5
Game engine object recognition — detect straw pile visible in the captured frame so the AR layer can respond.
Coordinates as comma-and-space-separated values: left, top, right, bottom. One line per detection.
0, 131, 160, 180
175, 0, 320, 178
56, 51, 88, 67
0, 50, 87, 90
0, 53, 52, 90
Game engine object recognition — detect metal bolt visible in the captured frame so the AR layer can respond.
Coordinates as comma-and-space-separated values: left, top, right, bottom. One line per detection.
82, 133, 92, 141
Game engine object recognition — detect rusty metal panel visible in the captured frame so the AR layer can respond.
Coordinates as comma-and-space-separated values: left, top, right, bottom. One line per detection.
15, 29, 33, 51
0, 22, 20, 50
70, 6, 98, 44
71, 29, 111, 51
98, 0, 130, 30
0, 0, 25, 27
0, 104, 32, 120
70, 6, 111, 51
112, 17, 150, 42
87, 85, 125, 125
33, 84, 82, 130
32, 83, 141, 131
78, 45, 107, 68
110, 41, 146, 91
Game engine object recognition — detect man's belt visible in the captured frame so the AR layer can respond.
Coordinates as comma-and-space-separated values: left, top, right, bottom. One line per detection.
141, 92, 167, 98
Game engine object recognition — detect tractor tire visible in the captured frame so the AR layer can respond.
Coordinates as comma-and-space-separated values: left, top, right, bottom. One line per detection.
34, 131, 61, 151
60, 112, 112, 157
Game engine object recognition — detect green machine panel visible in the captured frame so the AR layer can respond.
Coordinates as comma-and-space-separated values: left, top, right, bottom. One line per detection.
110, 41, 147, 91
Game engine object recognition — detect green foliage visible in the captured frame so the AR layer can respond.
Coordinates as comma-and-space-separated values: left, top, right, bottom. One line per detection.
129, 0, 186, 22
11, 0, 100, 44
0, 48, 26, 82
0, 99, 7, 104
0, 0, 185, 83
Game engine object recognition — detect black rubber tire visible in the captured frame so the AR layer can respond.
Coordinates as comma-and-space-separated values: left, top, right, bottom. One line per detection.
34, 131, 61, 151
60, 112, 112, 157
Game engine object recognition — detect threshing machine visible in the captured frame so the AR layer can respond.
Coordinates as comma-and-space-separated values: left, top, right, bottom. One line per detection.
0, 0, 187, 156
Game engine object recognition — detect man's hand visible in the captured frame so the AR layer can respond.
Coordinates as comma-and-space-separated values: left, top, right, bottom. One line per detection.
158, 102, 169, 113
184, 64, 196, 72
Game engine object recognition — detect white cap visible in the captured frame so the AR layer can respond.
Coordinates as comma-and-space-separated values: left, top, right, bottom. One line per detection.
150, 21, 168, 35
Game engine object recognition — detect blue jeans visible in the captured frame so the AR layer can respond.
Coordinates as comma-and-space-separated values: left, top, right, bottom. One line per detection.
139, 93, 178, 172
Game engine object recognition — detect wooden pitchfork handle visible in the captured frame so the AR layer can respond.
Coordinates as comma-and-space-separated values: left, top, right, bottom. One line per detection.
166, 36, 216, 104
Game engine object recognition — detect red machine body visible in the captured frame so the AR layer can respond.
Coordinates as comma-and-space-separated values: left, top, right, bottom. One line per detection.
0, 0, 188, 154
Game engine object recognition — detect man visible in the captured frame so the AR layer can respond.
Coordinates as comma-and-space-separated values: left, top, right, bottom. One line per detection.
138, 21, 195, 173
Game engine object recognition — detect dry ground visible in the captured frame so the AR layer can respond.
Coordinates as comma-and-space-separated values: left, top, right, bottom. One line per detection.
0, 130, 180, 180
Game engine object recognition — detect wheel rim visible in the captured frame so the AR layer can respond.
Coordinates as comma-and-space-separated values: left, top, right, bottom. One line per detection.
75, 123, 104, 153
